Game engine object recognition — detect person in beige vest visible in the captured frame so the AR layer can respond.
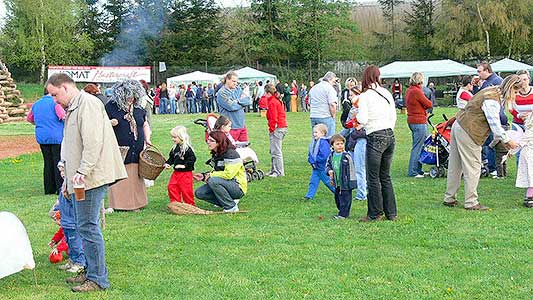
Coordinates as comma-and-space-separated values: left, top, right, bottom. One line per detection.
46, 73, 127, 292
443, 75, 521, 210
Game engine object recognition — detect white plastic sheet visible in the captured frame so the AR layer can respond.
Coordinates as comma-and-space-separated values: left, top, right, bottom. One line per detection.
0, 212, 35, 279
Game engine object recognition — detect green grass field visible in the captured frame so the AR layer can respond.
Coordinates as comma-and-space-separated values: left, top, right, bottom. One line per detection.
17, 83, 45, 103
0, 108, 531, 300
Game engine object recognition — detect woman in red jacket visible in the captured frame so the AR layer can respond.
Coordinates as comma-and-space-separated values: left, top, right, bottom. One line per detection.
265, 83, 288, 177
405, 72, 433, 177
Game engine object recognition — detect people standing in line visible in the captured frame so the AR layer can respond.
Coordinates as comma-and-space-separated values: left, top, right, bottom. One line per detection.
186, 84, 196, 113
290, 80, 298, 112
283, 83, 291, 112
164, 126, 197, 206
264, 83, 288, 178
327, 134, 357, 220
196, 84, 205, 113
46, 73, 127, 292
456, 76, 474, 110
405, 72, 433, 178
207, 83, 215, 113
216, 71, 251, 142
309, 72, 339, 137
194, 130, 247, 213
178, 84, 187, 114
26, 89, 65, 195
304, 124, 335, 200
300, 83, 308, 112
159, 82, 169, 114
105, 80, 151, 212
443, 75, 520, 211
357, 65, 398, 222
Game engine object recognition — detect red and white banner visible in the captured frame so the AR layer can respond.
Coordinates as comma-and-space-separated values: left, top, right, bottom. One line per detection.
47, 66, 151, 83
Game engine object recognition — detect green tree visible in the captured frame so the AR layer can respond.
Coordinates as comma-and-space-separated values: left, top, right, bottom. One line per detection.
403, 0, 436, 59
0, 0, 93, 82
378, 0, 405, 48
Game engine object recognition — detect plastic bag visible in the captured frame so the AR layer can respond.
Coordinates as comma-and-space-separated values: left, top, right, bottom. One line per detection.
0, 212, 35, 279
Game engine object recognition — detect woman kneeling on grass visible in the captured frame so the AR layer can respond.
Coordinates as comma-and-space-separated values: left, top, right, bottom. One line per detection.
194, 130, 248, 212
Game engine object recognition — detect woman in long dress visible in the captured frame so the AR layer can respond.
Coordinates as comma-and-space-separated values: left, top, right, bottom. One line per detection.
105, 80, 152, 211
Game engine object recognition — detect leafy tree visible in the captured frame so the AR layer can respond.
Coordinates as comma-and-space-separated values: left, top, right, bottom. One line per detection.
378, 0, 404, 48
403, 0, 436, 59
80, 0, 110, 63
0, 0, 93, 82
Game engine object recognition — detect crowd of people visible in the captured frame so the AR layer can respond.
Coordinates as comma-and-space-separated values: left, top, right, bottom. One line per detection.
25, 62, 532, 293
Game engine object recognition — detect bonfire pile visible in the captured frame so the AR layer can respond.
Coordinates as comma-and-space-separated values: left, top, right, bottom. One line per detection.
0, 61, 29, 124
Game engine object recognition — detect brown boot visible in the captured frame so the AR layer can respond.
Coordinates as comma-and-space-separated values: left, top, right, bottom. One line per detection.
65, 272, 86, 284
71, 280, 104, 292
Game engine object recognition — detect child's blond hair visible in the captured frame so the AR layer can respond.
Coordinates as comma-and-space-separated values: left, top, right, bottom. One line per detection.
170, 125, 193, 156
313, 123, 328, 136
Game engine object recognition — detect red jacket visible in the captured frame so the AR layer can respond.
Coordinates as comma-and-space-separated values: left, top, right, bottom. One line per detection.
405, 85, 432, 124
266, 95, 287, 133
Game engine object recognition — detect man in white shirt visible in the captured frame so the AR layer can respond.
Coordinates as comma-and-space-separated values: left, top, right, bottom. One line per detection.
309, 71, 339, 137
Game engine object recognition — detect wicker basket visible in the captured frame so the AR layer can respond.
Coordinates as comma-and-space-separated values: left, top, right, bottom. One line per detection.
139, 145, 166, 180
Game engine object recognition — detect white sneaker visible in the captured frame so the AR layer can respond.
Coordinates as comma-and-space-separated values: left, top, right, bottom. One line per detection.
144, 179, 155, 188
414, 174, 425, 178
57, 260, 73, 271
223, 205, 239, 213
490, 171, 497, 176
104, 207, 114, 214
234, 199, 240, 205
268, 172, 279, 178
66, 263, 85, 273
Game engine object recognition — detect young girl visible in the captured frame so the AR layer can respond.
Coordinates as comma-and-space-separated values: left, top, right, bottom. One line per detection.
516, 112, 533, 208
265, 83, 288, 177
304, 123, 335, 200
214, 115, 237, 146
164, 126, 197, 206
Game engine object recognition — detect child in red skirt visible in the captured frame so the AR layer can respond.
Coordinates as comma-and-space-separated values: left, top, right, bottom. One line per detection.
164, 125, 197, 205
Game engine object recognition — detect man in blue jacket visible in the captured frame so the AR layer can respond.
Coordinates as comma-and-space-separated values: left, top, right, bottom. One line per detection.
216, 71, 251, 142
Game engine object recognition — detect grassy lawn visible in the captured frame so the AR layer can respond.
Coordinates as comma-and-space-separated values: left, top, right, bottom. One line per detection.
0, 107, 531, 299
17, 83, 45, 103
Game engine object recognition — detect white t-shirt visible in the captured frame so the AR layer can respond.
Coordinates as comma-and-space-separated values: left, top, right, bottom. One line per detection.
357, 84, 397, 135
309, 81, 338, 118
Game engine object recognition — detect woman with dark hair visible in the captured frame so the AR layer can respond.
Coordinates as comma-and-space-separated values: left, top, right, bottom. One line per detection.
357, 65, 398, 221
105, 80, 152, 211
194, 130, 247, 212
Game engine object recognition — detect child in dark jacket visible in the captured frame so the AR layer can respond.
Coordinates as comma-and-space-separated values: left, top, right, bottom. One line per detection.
327, 134, 357, 219
164, 125, 197, 205
304, 124, 335, 200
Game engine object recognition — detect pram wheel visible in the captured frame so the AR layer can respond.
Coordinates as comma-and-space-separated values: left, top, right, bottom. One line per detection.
257, 170, 265, 180
252, 171, 260, 181
246, 172, 252, 182
437, 166, 446, 177
429, 167, 439, 178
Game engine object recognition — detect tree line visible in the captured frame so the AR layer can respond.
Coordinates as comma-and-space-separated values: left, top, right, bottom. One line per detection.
1, 0, 532, 83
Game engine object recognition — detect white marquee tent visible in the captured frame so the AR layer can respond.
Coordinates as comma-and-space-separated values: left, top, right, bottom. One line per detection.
235, 67, 277, 83
166, 71, 221, 87
379, 59, 477, 79
490, 58, 533, 73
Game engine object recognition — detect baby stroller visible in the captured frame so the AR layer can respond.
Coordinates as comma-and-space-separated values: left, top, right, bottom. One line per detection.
419, 114, 452, 178
193, 114, 265, 182
420, 114, 490, 178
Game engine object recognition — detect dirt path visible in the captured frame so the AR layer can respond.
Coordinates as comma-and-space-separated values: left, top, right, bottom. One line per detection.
0, 135, 40, 160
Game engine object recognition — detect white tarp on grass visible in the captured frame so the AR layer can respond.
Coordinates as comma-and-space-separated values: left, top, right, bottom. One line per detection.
235, 67, 277, 84
379, 59, 477, 79
166, 71, 221, 87
0, 212, 35, 279
491, 58, 533, 73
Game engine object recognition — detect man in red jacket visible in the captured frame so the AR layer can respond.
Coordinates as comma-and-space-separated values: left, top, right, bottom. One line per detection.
265, 83, 288, 177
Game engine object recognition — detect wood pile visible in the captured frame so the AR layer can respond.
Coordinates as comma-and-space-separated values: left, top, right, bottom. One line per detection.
0, 61, 29, 124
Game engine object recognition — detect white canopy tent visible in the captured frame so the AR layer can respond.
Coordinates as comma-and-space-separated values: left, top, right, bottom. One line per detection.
166, 71, 221, 87
235, 67, 277, 84
379, 59, 477, 80
491, 58, 533, 73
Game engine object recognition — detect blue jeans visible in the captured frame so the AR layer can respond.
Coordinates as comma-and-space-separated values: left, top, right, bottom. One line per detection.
169, 98, 176, 114
195, 177, 244, 210
72, 185, 109, 289
310, 117, 336, 138
366, 129, 397, 219
159, 97, 168, 114
58, 193, 86, 267
187, 97, 196, 113
351, 138, 367, 200
408, 123, 428, 176
482, 133, 496, 172
305, 169, 335, 199
512, 123, 524, 165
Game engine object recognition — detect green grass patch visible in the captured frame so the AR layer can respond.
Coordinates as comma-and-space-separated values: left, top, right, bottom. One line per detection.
0, 108, 531, 299
17, 83, 45, 103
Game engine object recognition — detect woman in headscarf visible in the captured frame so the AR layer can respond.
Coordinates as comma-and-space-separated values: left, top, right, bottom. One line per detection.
105, 80, 152, 211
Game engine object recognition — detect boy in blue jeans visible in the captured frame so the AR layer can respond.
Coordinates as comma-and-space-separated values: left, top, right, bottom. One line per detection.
327, 134, 357, 219
304, 124, 335, 200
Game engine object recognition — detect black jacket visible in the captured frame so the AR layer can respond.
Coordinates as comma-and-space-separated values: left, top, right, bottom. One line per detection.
166, 144, 196, 171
